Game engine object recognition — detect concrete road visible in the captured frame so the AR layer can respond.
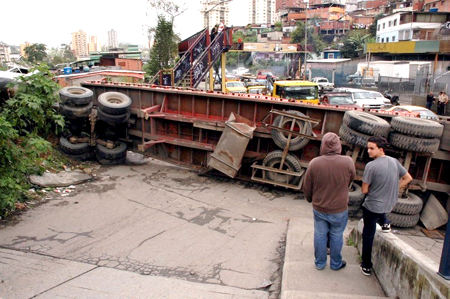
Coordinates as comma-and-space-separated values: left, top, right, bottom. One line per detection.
0, 158, 310, 298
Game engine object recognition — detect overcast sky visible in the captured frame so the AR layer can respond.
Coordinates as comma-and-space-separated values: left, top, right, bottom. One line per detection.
1, 0, 247, 49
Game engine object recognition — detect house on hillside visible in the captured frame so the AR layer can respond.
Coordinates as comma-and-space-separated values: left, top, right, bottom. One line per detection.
376, 11, 450, 42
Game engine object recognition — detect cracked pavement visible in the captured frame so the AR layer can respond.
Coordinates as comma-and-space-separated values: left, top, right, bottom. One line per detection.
0, 158, 312, 298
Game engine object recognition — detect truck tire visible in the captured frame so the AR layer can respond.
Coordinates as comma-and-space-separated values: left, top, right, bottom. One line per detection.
349, 182, 365, 206
59, 87, 93, 106
348, 205, 362, 218
96, 153, 126, 165
392, 193, 423, 215
96, 142, 127, 160
66, 151, 95, 161
262, 150, 302, 185
388, 212, 420, 228
98, 92, 132, 115
390, 116, 444, 139
97, 107, 130, 124
59, 136, 91, 155
343, 110, 390, 137
339, 123, 371, 148
271, 110, 312, 151
60, 102, 93, 118
388, 132, 440, 153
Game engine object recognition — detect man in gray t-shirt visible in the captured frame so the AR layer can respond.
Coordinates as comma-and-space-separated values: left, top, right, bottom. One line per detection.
360, 136, 412, 276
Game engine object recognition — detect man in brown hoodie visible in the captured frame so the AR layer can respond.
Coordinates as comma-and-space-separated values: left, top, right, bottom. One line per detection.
303, 132, 356, 270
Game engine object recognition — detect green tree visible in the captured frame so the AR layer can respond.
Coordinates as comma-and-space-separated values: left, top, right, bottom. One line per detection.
145, 0, 186, 76
145, 15, 179, 75
340, 33, 374, 58
368, 14, 385, 37
274, 21, 282, 32
24, 43, 48, 63
290, 22, 325, 55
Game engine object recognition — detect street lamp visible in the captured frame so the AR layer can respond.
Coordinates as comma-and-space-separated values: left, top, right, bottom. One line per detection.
203, 0, 232, 32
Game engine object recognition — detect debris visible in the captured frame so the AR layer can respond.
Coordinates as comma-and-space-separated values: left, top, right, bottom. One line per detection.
420, 194, 448, 230
256, 279, 273, 289
29, 169, 93, 187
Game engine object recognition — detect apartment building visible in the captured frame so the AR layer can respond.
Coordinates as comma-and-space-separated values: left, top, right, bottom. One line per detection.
108, 29, 119, 49
20, 42, 30, 58
200, 0, 231, 31
71, 30, 88, 58
0, 43, 11, 63
88, 36, 99, 53
376, 11, 449, 42
249, 0, 276, 25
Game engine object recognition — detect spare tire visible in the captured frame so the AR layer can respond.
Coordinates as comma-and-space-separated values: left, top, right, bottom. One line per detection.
388, 132, 440, 153
59, 87, 93, 106
339, 123, 371, 148
98, 92, 132, 115
262, 150, 302, 185
392, 193, 423, 215
343, 110, 391, 137
388, 212, 420, 228
271, 110, 312, 151
390, 116, 444, 139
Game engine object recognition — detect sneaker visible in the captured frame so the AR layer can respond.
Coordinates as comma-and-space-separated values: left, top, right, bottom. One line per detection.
381, 223, 391, 233
360, 265, 372, 276
332, 261, 346, 271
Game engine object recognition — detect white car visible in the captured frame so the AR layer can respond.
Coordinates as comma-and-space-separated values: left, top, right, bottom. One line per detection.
332, 87, 386, 110
367, 91, 391, 108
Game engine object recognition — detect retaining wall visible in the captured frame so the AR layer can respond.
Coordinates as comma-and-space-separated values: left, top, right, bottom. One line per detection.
351, 220, 450, 299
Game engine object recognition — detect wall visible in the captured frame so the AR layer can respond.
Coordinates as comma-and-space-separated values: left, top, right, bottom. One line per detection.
351, 221, 450, 299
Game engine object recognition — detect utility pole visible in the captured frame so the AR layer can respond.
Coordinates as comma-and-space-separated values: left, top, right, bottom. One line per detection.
304, 0, 309, 80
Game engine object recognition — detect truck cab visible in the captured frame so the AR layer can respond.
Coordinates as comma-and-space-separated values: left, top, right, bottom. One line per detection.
268, 77, 319, 104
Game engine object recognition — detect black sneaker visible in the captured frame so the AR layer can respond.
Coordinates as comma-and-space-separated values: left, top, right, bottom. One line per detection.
360, 265, 372, 276
332, 261, 346, 271
381, 223, 391, 233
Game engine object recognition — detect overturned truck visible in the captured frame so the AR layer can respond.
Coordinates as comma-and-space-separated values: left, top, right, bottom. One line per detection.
58, 81, 450, 227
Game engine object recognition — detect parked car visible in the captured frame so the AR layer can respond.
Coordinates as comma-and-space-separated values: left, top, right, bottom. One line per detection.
367, 91, 392, 108
320, 92, 360, 108
332, 87, 385, 110
311, 77, 334, 92
0, 66, 35, 102
384, 105, 439, 120
225, 81, 247, 94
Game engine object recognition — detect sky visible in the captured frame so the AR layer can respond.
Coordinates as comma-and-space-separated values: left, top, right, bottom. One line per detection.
1, 0, 247, 49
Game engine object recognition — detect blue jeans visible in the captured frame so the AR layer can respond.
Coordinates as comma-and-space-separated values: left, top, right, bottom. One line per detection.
313, 209, 348, 270
361, 206, 385, 269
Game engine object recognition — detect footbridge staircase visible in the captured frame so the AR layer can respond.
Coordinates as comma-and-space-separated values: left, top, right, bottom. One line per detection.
149, 28, 236, 88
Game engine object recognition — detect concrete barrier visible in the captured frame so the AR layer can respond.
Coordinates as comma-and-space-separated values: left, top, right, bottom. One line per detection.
351, 220, 450, 299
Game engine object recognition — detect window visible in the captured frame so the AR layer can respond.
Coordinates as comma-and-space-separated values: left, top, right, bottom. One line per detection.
377, 37, 380, 42
328, 53, 334, 58
392, 36, 396, 41
383, 23, 385, 29
394, 19, 397, 26
382, 38, 385, 42
377, 24, 380, 31
386, 37, 389, 42
388, 21, 392, 27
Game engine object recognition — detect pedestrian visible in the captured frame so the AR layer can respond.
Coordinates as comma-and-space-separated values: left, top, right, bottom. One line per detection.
218, 19, 225, 33
426, 91, 435, 110
438, 91, 449, 115
210, 25, 218, 41
360, 136, 412, 276
303, 132, 356, 271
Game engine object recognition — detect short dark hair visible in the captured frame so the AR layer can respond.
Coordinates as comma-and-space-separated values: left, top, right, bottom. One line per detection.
368, 136, 389, 149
